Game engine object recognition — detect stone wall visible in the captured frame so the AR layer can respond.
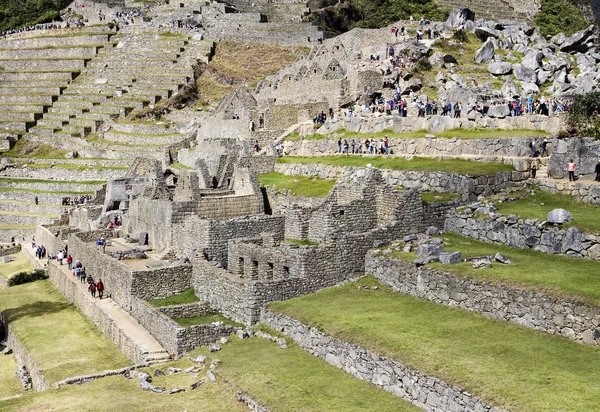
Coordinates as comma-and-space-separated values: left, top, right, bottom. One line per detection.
261, 310, 494, 412
444, 207, 600, 259
35, 225, 66, 257
157, 302, 215, 318
48, 265, 148, 363
1, 313, 49, 391
547, 137, 600, 179
130, 297, 180, 356
366, 252, 600, 346
536, 177, 600, 206
275, 162, 527, 198
130, 264, 192, 300
0, 244, 20, 257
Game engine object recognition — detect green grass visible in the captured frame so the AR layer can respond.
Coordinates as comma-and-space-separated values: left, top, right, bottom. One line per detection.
182, 331, 417, 411
395, 232, 600, 306
258, 172, 335, 198
0, 251, 32, 280
148, 288, 199, 307
168, 162, 193, 170
0, 280, 130, 383
0, 224, 36, 230
26, 163, 128, 171
1, 138, 68, 159
173, 313, 244, 328
270, 276, 600, 411
277, 156, 513, 175
495, 188, 600, 233
284, 128, 550, 141
0, 374, 245, 411
0, 352, 22, 399
0, 210, 59, 218
0, 188, 94, 195
286, 238, 319, 246
422, 192, 461, 203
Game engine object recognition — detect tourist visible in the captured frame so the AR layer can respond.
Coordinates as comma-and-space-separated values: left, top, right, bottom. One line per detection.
540, 138, 549, 157
97, 279, 104, 299
254, 140, 260, 152
384, 136, 389, 155
31, 237, 36, 249
595, 160, 600, 182
567, 159, 577, 181
35, 196, 38, 205
337, 138, 342, 153
90, 281, 97, 298
343, 140, 349, 154
529, 139, 537, 157
531, 162, 537, 179
453, 101, 462, 118
67, 254, 73, 270
58, 250, 64, 265
80, 267, 87, 283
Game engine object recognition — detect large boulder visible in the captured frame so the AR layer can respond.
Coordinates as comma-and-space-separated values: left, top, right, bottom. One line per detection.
513, 64, 537, 83
521, 82, 540, 95
488, 61, 512, 75
522, 50, 544, 70
446, 8, 475, 28
559, 25, 596, 53
475, 26, 498, 41
475, 39, 495, 63
501, 77, 521, 98
487, 104, 510, 118
547, 208, 573, 224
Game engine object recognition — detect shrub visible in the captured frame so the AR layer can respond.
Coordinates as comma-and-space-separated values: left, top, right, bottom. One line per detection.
452, 29, 470, 43
8, 269, 48, 287
413, 58, 432, 73
534, 0, 590, 37
567, 91, 600, 139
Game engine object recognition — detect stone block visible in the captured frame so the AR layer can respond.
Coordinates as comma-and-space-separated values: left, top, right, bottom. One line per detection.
138, 232, 148, 246
439, 251, 462, 265
547, 208, 572, 224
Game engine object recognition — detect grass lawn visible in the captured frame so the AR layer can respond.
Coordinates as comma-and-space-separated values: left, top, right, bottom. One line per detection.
0, 177, 105, 185
148, 288, 199, 307
141, 330, 417, 411
284, 128, 549, 141
495, 189, 600, 233
0, 280, 130, 383
173, 313, 244, 328
0, 210, 59, 218
0, 139, 67, 159
0, 251, 32, 280
0, 224, 36, 230
394, 232, 600, 306
0, 375, 245, 411
278, 156, 513, 175
0, 352, 22, 399
0, 188, 94, 195
270, 277, 600, 411
286, 238, 319, 246
258, 172, 335, 197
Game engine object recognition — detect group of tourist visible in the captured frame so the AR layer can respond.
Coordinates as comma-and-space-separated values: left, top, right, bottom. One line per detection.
95, 237, 107, 252
338, 137, 389, 155
313, 111, 328, 124
0, 22, 79, 37
61, 195, 91, 206
31, 238, 47, 260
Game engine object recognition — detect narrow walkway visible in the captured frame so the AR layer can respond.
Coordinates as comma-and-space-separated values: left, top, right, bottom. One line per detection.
23, 244, 170, 364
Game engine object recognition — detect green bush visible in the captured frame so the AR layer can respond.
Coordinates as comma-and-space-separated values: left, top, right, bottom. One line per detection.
0, 0, 71, 32
8, 269, 48, 287
534, 0, 590, 37
452, 29, 470, 43
567, 91, 600, 139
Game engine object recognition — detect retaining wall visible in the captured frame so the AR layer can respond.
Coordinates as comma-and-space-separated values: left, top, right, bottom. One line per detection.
366, 252, 600, 346
261, 310, 495, 412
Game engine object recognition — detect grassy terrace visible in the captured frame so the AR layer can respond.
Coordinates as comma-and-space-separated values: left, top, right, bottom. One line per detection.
277, 156, 514, 175
422, 192, 461, 203
0, 251, 32, 280
145, 329, 416, 411
258, 172, 335, 197
0, 375, 245, 411
495, 188, 600, 233
284, 128, 550, 141
393, 232, 600, 307
148, 287, 199, 307
0, 224, 36, 230
26, 163, 128, 171
270, 277, 600, 411
0, 177, 105, 185
0, 210, 59, 218
0, 188, 94, 195
0, 280, 130, 383
0, 352, 22, 399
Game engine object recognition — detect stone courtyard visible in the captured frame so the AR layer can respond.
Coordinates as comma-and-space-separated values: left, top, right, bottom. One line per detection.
0, 0, 600, 410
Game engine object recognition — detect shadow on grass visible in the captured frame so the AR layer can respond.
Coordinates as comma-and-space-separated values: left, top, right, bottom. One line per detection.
1, 301, 71, 323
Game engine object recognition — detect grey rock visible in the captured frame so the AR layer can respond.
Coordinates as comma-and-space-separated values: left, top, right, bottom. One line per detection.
446, 8, 475, 28
414, 256, 440, 265
439, 251, 463, 264
209, 343, 221, 352
237, 329, 248, 339
494, 253, 512, 264
167, 367, 182, 375
475, 26, 498, 41
425, 226, 440, 236
219, 337, 229, 344
416, 243, 444, 258
560, 25, 596, 53
183, 366, 195, 374
522, 50, 544, 70
443, 54, 458, 64
501, 77, 521, 98
513, 64, 537, 83
475, 39, 495, 63
169, 388, 186, 394
138, 232, 148, 246
193, 355, 207, 363
521, 82, 540, 95
487, 104, 510, 118
547, 208, 573, 224
153, 369, 165, 377
561, 227, 582, 253
472, 259, 492, 269
152, 386, 166, 393
207, 370, 216, 382
488, 61, 512, 75
190, 378, 206, 390
551, 32, 566, 46
403, 234, 418, 242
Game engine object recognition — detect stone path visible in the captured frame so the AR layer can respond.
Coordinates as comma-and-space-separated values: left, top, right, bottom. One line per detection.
23, 244, 170, 364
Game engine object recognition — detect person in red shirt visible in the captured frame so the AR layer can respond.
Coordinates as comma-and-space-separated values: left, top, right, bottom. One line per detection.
97, 279, 104, 300
67, 254, 73, 270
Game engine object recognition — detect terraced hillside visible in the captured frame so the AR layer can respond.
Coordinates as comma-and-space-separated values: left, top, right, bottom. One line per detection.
0, 26, 215, 241
436, 0, 528, 21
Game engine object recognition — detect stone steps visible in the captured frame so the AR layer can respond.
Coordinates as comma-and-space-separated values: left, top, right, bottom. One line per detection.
103, 131, 187, 145
0, 111, 42, 121
0, 47, 99, 59
0, 86, 64, 95
0, 58, 89, 71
